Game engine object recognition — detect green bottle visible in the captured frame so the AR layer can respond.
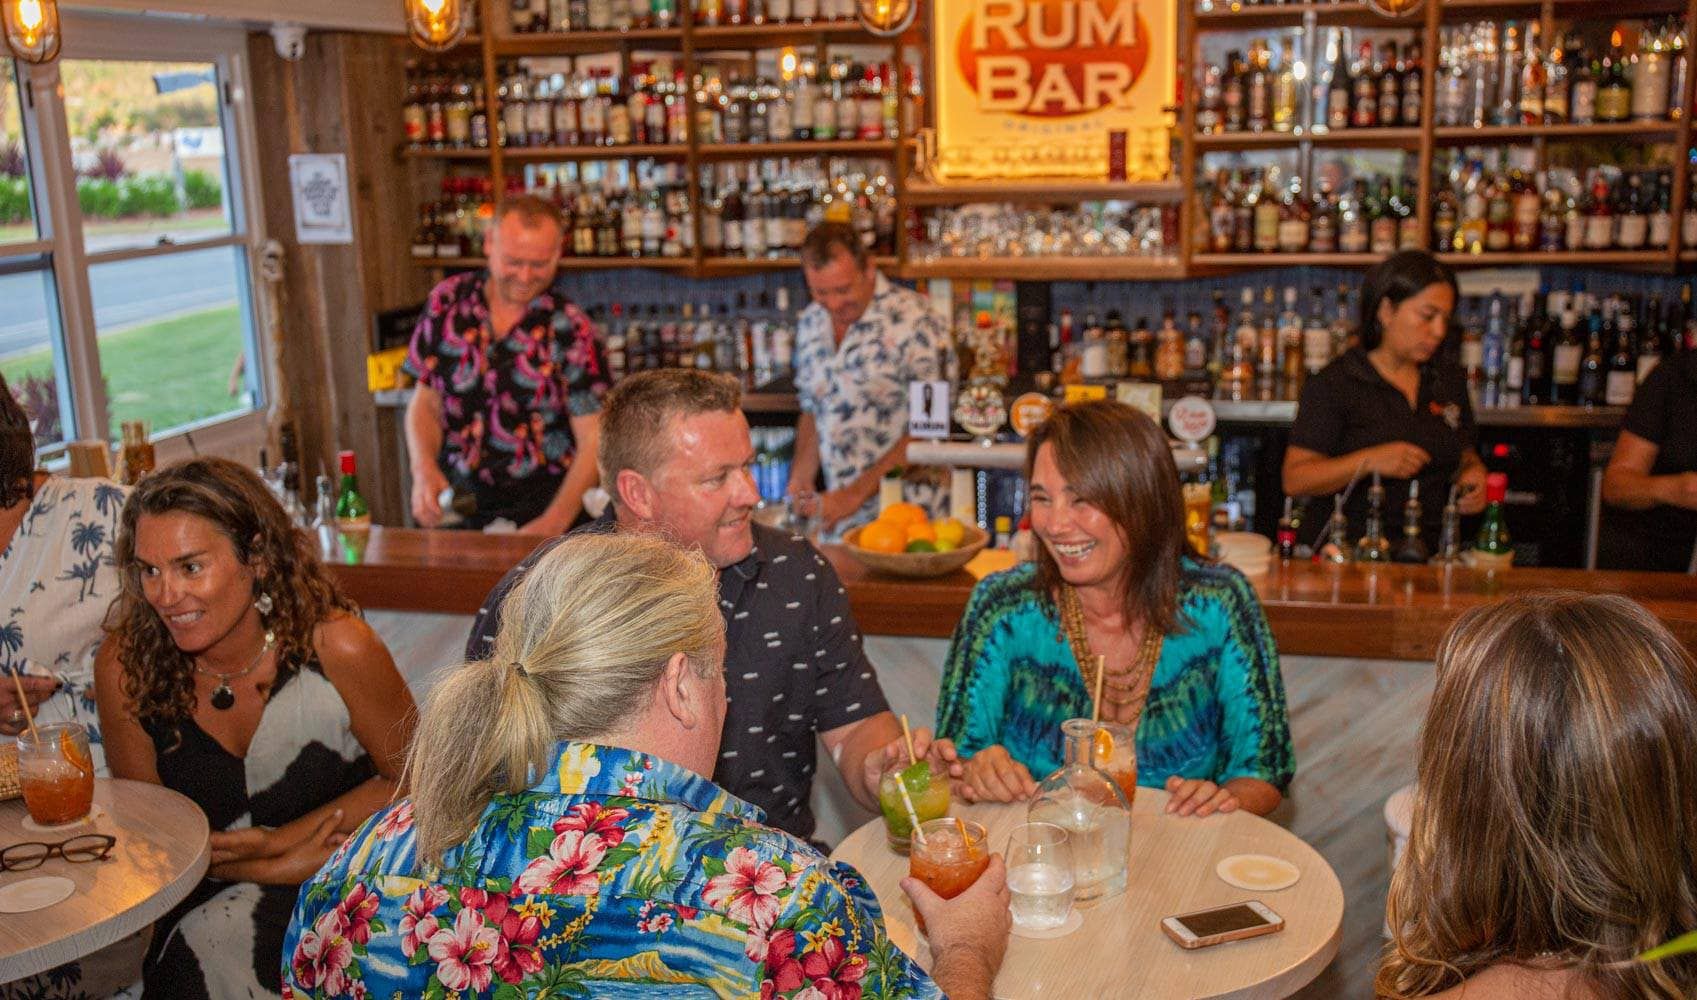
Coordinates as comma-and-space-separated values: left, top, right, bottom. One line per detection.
1472, 472, 1512, 569
334, 450, 371, 534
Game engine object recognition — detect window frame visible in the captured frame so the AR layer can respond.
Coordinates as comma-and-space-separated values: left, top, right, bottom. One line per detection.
13, 11, 274, 462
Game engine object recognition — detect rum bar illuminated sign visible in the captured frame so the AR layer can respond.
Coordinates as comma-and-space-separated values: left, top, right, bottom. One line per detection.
933, 0, 1175, 179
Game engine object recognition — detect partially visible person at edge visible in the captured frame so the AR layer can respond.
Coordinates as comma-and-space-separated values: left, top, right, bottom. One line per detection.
0, 379, 136, 996
95, 457, 416, 999
284, 532, 1011, 1000
467, 368, 959, 842
1283, 250, 1488, 542
404, 194, 609, 533
0, 372, 129, 763
1599, 345, 1697, 571
1377, 592, 1697, 999
937, 401, 1294, 818
787, 221, 951, 540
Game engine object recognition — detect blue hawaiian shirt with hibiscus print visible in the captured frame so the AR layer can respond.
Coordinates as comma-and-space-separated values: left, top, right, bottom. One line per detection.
795, 272, 950, 540
282, 741, 941, 1000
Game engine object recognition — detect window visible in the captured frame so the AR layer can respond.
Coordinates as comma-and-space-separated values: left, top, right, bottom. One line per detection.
5, 18, 268, 454
1, 59, 68, 446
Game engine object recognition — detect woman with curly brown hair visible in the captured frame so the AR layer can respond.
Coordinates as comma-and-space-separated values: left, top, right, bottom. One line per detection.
1379, 592, 1697, 999
94, 456, 416, 999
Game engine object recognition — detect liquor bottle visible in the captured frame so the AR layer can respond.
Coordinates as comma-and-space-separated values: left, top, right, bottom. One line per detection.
1649, 171, 1673, 248
402, 64, 427, 148
1510, 169, 1540, 251
1338, 179, 1369, 253
1351, 41, 1378, 127
334, 451, 371, 535
1394, 176, 1421, 250
1252, 171, 1280, 252
1309, 179, 1338, 252
1197, 62, 1224, 133
1519, 24, 1546, 124
1605, 305, 1638, 405
1544, 32, 1570, 123
1277, 496, 1296, 563
1551, 298, 1582, 404
1482, 291, 1507, 405
1632, 20, 1671, 122
1223, 50, 1247, 132
1596, 38, 1631, 122
1302, 286, 1331, 374
1368, 178, 1397, 255
1392, 480, 1430, 564
1276, 176, 1309, 252
1504, 294, 1527, 399
1355, 473, 1391, 563
1256, 286, 1278, 382
1570, 44, 1598, 124
1327, 39, 1352, 131
1229, 288, 1257, 384
1247, 39, 1272, 132
1472, 472, 1513, 569
1377, 41, 1401, 127
1484, 169, 1513, 252
1578, 308, 1606, 405
1617, 173, 1649, 250
1672, 19, 1689, 122
1273, 37, 1298, 133
1638, 296, 1666, 383
1155, 313, 1185, 381
1495, 23, 1523, 126
411, 204, 437, 259
1400, 42, 1423, 126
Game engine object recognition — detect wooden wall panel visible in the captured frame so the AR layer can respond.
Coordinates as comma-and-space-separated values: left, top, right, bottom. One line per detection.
247, 31, 434, 523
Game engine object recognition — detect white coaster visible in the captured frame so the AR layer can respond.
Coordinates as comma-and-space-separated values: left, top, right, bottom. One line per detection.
19, 803, 103, 835
0, 875, 75, 913
1216, 854, 1300, 892
1011, 908, 1084, 940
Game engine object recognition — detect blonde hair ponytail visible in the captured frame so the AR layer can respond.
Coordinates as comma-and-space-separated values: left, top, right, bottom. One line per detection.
404, 532, 722, 863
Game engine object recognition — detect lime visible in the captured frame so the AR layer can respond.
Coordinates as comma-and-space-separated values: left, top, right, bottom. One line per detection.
905, 539, 938, 553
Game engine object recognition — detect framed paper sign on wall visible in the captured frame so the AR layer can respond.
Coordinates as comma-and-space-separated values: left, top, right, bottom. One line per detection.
932, 0, 1176, 180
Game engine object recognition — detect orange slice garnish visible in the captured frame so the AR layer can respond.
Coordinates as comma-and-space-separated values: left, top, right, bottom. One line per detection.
59, 729, 93, 776
1094, 726, 1114, 763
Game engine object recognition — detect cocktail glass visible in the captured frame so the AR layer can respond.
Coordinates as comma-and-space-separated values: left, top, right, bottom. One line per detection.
1091, 721, 1138, 808
17, 722, 94, 826
909, 818, 989, 934
878, 759, 951, 853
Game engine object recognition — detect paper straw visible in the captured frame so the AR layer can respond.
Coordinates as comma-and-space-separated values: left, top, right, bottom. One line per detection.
7, 669, 39, 744
955, 816, 976, 859
1091, 654, 1106, 723
900, 713, 918, 765
896, 777, 927, 848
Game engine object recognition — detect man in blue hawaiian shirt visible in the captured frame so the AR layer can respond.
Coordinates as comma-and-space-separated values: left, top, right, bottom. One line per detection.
790, 222, 951, 540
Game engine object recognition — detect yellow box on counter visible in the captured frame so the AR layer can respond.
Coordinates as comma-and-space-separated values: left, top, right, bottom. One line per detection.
1063, 383, 1109, 404
367, 347, 408, 392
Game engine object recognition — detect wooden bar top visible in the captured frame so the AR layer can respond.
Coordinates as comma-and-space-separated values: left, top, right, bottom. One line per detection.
328, 528, 1697, 661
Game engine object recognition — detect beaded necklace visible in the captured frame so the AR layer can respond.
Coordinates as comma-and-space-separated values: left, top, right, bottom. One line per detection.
1057, 583, 1163, 729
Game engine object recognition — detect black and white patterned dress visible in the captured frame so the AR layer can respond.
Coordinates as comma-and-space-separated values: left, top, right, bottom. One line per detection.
141, 656, 375, 999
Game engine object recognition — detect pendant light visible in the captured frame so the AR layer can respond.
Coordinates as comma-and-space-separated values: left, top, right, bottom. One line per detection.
405, 0, 468, 53
2, 0, 61, 65
855, 0, 915, 37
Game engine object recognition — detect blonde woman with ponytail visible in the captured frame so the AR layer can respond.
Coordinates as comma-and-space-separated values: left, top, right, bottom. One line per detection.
284, 532, 1011, 1000
1379, 592, 1697, 999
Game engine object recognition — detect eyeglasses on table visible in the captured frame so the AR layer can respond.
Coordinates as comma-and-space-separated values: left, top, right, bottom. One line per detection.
0, 834, 116, 871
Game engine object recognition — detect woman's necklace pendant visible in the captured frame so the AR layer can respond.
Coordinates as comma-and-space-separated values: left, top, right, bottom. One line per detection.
210, 684, 235, 711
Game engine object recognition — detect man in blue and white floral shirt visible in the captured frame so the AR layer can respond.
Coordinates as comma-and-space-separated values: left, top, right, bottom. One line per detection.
789, 223, 951, 540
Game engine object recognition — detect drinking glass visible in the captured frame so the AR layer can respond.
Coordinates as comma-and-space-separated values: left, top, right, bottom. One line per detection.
785, 490, 821, 541
909, 818, 989, 934
1182, 482, 1212, 556
877, 759, 952, 853
1091, 721, 1138, 808
1005, 822, 1075, 931
17, 722, 94, 826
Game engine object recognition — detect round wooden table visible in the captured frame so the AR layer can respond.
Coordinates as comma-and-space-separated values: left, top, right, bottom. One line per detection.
831, 788, 1343, 1000
0, 778, 210, 984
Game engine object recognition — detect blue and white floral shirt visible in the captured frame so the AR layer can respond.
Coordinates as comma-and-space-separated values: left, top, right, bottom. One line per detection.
795, 273, 950, 539
0, 476, 130, 775
284, 741, 943, 1000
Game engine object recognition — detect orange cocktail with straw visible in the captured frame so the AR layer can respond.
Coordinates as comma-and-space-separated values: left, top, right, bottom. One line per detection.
909, 818, 989, 934
17, 722, 94, 826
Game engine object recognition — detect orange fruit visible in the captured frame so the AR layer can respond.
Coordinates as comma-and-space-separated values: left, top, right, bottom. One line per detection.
878, 502, 928, 528
904, 521, 937, 544
858, 521, 906, 554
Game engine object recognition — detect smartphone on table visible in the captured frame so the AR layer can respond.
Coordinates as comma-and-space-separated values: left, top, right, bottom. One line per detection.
1161, 901, 1284, 949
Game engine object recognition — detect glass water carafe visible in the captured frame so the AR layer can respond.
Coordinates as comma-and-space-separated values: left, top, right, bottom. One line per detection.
1028, 718, 1131, 903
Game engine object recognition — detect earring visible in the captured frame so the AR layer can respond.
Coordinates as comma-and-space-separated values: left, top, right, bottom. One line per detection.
253, 592, 274, 616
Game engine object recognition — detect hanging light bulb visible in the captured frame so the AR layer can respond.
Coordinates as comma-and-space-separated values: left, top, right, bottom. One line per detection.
2, 0, 61, 65
404, 0, 468, 53
855, 0, 914, 37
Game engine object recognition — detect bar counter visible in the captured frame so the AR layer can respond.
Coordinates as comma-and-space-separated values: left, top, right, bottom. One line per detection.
328, 528, 1697, 661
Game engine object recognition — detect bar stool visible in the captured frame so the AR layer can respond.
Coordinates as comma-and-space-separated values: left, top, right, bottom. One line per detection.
1383, 783, 1415, 939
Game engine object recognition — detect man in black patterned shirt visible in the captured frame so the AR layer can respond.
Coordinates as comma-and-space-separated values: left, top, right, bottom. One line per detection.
466, 369, 956, 840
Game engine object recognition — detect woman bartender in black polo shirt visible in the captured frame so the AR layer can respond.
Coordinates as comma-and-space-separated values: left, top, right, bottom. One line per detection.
1283, 251, 1488, 541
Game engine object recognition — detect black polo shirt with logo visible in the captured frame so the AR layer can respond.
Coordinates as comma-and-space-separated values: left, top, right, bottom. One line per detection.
466, 515, 890, 840
1288, 347, 1476, 542
1599, 352, 1697, 572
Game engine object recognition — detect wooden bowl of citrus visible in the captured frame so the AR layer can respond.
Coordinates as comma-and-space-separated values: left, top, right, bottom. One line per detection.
843, 503, 990, 579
